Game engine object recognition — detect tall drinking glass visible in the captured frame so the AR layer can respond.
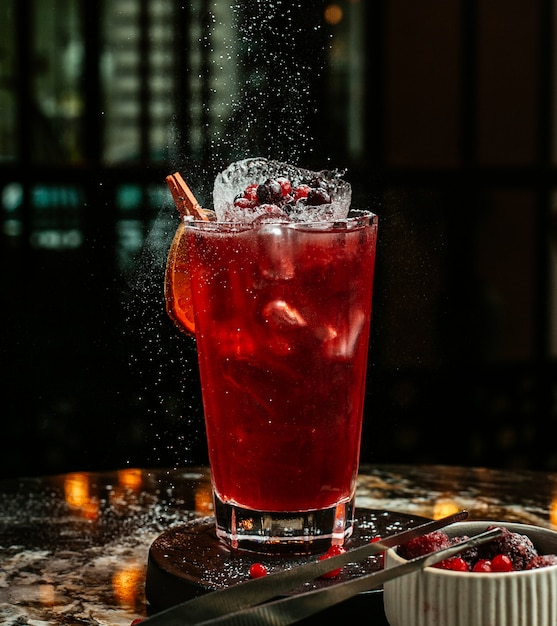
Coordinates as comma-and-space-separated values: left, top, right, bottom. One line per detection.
179, 209, 378, 554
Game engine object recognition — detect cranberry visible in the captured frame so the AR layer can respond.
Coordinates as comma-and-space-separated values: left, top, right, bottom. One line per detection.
293, 184, 311, 201
449, 557, 469, 571
249, 562, 268, 579
472, 559, 493, 572
276, 176, 292, 196
244, 183, 259, 201
307, 188, 331, 205
399, 526, 557, 573
370, 535, 384, 565
435, 556, 469, 571
232, 175, 336, 216
319, 545, 346, 579
257, 179, 283, 204
491, 553, 513, 572
234, 196, 256, 209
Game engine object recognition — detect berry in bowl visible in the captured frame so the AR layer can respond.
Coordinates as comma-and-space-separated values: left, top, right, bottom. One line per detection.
383, 520, 557, 626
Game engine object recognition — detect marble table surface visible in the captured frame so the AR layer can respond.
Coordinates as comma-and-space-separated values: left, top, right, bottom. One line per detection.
1, 463, 556, 625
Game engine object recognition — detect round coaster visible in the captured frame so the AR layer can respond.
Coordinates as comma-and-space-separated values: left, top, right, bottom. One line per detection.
146, 508, 429, 623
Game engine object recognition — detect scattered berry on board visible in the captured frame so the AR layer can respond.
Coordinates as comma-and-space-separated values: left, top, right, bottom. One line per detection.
318, 545, 347, 579
248, 562, 268, 579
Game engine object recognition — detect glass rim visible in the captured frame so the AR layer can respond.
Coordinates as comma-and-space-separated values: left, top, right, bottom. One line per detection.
183, 209, 377, 232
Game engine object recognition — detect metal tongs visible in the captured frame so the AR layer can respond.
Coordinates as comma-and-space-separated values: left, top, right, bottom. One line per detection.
141, 510, 503, 626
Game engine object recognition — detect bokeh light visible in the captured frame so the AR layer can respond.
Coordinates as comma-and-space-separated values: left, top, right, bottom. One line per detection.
324, 4, 343, 25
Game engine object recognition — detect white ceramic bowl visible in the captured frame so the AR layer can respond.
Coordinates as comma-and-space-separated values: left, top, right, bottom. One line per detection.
383, 520, 557, 626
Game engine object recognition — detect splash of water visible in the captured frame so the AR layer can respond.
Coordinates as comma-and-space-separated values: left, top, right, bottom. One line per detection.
126, 0, 331, 469
221, 1, 325, 163
171, 0, 330, 173
123, 204, 206, 470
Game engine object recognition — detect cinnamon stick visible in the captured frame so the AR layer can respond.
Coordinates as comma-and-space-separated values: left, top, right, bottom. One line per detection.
165, 172, 210, 221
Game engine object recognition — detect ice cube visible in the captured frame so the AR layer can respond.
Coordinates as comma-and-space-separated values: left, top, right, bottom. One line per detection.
262, 300, 307, 329
259, 299, 307, 357
323, 309, 367, 360
256, 223, 296, 280
213, 157, 352, 223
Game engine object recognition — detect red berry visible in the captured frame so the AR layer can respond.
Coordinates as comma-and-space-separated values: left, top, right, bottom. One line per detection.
130, 620, 143, 625
257, 179, 283, 204
234, 197, 256, 209
249, 563, 268, 579
327, 545, 347, 556
491, 553, 513, 572
276, 177, 292, 196
293, 184, 311, 201
435, 556, 469, 571
370, 536, 384, 564
479, 526, 537, 570
307, 188, 331, 205
319, 545, 346, 579
449, 557, 469, 571
472, 559, 492, 572
244, 184, 259, 201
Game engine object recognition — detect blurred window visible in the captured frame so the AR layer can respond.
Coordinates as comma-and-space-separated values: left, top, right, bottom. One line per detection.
0, 0, 555, 367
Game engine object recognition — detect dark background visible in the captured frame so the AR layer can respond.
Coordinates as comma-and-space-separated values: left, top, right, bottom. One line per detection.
1, 0, 556, 479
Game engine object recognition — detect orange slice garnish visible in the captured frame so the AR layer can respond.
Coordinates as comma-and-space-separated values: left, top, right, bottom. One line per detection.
164, 172, 211, 335
164, 219, 195, 335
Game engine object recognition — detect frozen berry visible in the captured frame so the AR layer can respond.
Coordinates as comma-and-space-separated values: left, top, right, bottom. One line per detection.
400, 526, 556, 573
293, 184, 311, 201
319, 545, 346, 579
478, 526, 537, 570
398, 530, 451, 560
257, 179, 283, 204
244, 183, 259, 201
234, 196, 256, 209
249, 563, 268, 578
449, 535, 478, 568
526, 554, 557, 569
307, 188, 331, 205
276, 176, 292, 196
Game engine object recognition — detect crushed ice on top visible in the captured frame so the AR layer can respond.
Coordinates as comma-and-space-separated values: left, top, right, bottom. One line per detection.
213, 157, 351, 223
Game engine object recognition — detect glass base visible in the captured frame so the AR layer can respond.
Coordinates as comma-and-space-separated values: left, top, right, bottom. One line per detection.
213, 493, 355, 555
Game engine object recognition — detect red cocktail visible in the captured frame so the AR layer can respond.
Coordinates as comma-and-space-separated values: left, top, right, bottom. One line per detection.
165, 161, 378, 553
